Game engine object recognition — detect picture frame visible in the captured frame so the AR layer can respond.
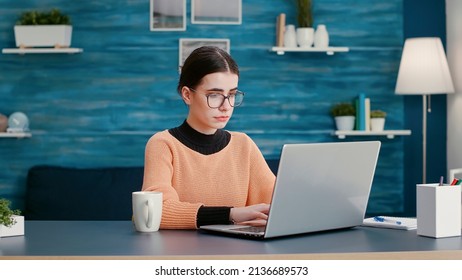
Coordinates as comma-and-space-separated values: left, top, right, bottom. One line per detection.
191, 0, 242, 25
179, 38, 230, 71
150, 0, 186, 31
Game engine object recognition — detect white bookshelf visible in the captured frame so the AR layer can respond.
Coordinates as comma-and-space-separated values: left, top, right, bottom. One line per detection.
0, 132, 32, 138
270, 46, 349, 55
2, 48, 83, 54
334, 130, 412, 139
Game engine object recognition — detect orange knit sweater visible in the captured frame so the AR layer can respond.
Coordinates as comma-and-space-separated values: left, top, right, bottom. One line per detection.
142, 130, 276, 229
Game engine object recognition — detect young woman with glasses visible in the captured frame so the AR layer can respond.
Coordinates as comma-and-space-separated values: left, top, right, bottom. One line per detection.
142, 46, 275, 229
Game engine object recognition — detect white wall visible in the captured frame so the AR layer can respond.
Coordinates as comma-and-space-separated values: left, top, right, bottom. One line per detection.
446, 0, 462, 175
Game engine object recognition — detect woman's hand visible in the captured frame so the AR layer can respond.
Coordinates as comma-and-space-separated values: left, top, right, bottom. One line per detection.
229, 203, 270, 226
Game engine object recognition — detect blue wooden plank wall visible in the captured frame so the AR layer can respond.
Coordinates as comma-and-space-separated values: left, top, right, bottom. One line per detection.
0, 0, 404, 214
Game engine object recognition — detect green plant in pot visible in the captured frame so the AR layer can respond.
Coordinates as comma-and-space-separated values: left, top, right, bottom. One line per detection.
370, 110, 387, 131
0, 198, 20, 228
14, 8, 73, 48
331, 102, 356, 131
294, 0, 314, 47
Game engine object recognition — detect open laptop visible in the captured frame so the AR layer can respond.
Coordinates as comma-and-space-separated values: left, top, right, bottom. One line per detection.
200, 141, 381, 239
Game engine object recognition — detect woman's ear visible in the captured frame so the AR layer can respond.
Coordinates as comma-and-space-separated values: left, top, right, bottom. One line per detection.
181, 87, 192, 105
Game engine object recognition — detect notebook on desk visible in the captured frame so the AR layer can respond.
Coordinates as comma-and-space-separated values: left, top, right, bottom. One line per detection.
200, 141, 381, 239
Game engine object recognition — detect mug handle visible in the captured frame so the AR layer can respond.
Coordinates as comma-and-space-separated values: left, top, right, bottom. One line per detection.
146, 199, 154, 228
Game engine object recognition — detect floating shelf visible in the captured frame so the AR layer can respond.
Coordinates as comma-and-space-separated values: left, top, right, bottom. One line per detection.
0, 132, 32, 138
2, 48, 83, 54
333, 130, 412, 139
270, 46, 349, 55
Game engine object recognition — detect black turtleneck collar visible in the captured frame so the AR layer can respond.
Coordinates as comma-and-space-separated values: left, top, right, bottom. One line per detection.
168, 120, 231, 155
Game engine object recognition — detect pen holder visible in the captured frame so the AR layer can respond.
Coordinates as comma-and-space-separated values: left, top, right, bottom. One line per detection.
416, 183, 461, 238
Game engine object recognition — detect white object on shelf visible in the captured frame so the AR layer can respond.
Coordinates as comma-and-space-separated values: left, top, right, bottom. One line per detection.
0, 132, 32, 138
314, 24, 329, 48
270, 46, 349, 55
14, 25, 72, 48
2, 48, 83, 54
0, 215, 24, 238
333, 130, 411, 139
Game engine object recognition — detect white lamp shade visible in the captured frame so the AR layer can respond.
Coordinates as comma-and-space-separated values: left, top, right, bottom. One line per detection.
395, 37, 454, 95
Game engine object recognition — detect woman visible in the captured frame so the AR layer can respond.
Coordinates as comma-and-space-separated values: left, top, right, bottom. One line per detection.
142, 46, 275, 229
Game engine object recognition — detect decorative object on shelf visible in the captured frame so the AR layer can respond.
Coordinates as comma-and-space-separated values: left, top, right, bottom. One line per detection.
314, 24, 329, 48
14, 8, 72, 48
295, 0, 314, 47
0, 113, 7, 132
0, 198, 24, 238
7, 112, 30, 133
370, 110, 387, 132
283, 25, 297, 48
330, 102, 356, 131
395, 37, 454, 184
150, 0, 186, 31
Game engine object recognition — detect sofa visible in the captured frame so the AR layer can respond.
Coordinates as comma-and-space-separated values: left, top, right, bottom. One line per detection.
24, 160, 279, 221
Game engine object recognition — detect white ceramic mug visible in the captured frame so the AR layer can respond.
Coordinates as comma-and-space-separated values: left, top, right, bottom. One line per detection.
132, 191, 162, 232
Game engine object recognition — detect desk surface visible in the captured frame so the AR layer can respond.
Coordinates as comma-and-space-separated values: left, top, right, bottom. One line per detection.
1, 221, 461, 259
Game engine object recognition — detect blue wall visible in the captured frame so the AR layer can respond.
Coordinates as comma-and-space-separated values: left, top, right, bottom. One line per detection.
0, 0, 446, 217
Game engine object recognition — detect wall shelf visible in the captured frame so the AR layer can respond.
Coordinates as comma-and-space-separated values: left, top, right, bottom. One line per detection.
270, 46, 349, 55
0, 132, 32, 138
2, 48, 83, 54
333, 130, 412, 139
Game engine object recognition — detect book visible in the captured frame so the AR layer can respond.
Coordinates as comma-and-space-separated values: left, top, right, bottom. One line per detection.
356, 93, 366, 130
276, 13, 286, 47
362, 216, 417, 230
365, 97, 370, 131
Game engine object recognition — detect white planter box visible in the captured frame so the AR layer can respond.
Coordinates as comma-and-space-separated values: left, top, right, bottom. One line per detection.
14, 25, 72, 48
0, 215, 25, 237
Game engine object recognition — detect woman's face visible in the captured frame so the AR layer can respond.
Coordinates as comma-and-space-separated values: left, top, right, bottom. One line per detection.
182, 71, 239, 135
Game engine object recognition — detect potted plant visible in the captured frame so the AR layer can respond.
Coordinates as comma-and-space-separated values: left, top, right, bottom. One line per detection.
330, 102, 356, 131
370, 110, 387, 131
0, 198, 24, 238
295, 0, 314, 47
14, 8, 72, 48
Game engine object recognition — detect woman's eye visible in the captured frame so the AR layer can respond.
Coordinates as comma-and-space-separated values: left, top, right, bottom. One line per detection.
207, 94, 222, 99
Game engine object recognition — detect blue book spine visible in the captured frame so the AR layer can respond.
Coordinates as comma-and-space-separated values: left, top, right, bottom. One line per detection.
358, 93, 366, 130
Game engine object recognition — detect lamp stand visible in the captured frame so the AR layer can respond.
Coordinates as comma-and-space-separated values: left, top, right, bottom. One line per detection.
422, 95, 427, 184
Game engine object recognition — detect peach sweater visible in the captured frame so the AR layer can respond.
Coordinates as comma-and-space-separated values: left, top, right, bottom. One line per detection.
142, 130, 275, 229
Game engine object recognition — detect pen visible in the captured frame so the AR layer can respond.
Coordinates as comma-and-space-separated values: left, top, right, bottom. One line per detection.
456, 179, 462, 185
373, 216, 402, 225
439, 176, 444, 186
450, 178, 459, 186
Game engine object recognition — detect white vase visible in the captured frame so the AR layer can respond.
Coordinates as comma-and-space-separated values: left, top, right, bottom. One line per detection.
314, 24, 329, 48
370, 118, 386, 131
296, 27, 314, 48
283, 25, 297, 48
334, 116, 355, 131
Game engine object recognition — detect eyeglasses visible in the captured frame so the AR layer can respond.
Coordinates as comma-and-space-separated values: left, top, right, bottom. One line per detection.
189, 88, 245, 109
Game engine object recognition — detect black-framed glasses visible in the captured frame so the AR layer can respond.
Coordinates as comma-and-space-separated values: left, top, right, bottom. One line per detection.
189, 88, 245, 109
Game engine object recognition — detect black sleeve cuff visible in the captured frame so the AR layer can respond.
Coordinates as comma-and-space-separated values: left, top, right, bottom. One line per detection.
196, 206, 232, 227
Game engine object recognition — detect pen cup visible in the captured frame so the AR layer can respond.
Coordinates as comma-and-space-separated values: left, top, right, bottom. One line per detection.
416, 183, 461, 238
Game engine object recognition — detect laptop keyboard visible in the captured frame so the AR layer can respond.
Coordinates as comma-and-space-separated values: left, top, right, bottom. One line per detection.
231, 226, 266, 234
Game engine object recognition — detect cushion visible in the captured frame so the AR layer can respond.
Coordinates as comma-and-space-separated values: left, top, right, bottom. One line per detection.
25, 165, 144, 220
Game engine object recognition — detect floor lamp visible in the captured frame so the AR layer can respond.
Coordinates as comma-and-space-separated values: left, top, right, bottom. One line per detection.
395, 37, 454, 184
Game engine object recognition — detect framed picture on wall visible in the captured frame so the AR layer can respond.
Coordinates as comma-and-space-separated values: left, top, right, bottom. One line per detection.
179, 38, 230, 71
150, 0, 186, 31
191, 0, 242, 25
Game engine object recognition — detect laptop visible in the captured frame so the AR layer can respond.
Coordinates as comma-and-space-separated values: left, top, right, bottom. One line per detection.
200, 141, 381, 239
